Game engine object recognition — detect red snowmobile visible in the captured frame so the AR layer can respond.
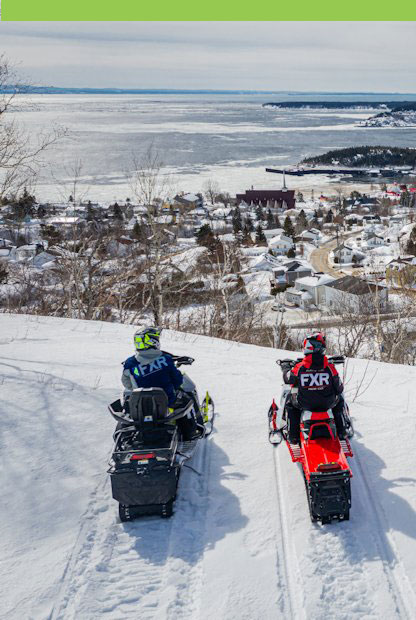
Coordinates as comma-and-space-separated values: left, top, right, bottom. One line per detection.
268, 356, 354, 523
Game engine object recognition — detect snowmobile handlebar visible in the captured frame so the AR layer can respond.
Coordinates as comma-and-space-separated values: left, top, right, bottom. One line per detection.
276, 355, 345, 369
160, 352, 195, 367
171, 355, 195, 367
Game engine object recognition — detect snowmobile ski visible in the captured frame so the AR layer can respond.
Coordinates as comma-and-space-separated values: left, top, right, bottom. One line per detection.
268, 399, 283, 445
201, 391, 215, 436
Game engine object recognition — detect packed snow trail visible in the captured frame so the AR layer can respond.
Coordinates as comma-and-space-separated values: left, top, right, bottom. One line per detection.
1, 315, 416, 619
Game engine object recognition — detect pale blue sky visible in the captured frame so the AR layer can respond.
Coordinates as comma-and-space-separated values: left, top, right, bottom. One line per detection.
0, 22, 415, 91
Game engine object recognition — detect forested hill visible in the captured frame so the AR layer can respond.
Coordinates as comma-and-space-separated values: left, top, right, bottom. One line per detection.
302, 146, 416, 168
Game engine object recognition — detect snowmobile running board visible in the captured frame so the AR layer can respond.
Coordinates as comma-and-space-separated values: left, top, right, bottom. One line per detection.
339, 438, 353, 458
287, 442, 305, 464
286, 438, 353, 463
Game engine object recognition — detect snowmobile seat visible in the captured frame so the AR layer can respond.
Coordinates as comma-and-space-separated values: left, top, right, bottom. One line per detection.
129, 388, 170, 428
309, 423, 333, 440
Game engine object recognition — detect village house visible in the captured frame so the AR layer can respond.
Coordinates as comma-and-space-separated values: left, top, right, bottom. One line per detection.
332, 243, 354, 264
283, 260, 313, 285
365, 233, 385, 248
296, 229, 321, 243
322, 275, 388, 312
268, 234, 294, 256
332, 243, 366, 265
386, 256, 416, 287
285, 273, 336, 310
173, 193, 203, 210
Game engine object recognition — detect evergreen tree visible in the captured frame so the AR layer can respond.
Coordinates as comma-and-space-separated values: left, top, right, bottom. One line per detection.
325, 209, 334, 223
255, 205, 264, 221
241, 224, 252, 246
274, 214, 281, 229
37, 205, 46, 219
296, 209, 308, 231
196, 223, 215, 248
406, 225, 416, 255
287, 247, 296, 258
132, 221, 142, 240
283, 215, 295, 239
112, 202, 123, 221
296, 191, 304, 202
232, 206, 243, 234
86, 201, 97, 222
255, 224, 266, 245
266, 208, 274, 229
245, 215, 255, 233
40, 224, 63, 246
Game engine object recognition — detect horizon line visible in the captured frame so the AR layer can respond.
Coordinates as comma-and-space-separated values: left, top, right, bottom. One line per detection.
8, 86, 416, 96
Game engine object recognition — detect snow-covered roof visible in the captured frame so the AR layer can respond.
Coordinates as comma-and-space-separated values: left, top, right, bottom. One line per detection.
268, 234, 293, 247
296, 274, 335, 287
183, 193, 199, 202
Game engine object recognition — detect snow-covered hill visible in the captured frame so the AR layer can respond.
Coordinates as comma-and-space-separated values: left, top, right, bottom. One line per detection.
358, 110, 416, 127
1, 314, 416, 619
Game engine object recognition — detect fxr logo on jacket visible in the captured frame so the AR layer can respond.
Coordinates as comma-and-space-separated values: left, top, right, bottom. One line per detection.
132, 355, 169, 378
300, 372, 330, 388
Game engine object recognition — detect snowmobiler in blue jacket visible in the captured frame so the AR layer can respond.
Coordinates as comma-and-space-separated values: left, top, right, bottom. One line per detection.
121, 327, 183, 407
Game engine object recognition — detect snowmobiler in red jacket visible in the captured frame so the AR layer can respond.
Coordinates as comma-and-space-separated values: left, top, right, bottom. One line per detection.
283, 333, 345, 443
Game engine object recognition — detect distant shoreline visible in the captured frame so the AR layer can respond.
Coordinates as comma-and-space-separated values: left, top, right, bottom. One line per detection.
3, 87, 416, 96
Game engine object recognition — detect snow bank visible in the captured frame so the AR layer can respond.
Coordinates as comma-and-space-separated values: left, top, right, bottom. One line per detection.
1, 314, 416, 619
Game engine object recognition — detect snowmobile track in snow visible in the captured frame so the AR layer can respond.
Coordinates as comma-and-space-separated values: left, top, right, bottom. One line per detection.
48, 474, 112, 620
272, 438, 416, 620
352, 445, 416, 619
49, 439, 213, 619
272, 448, 305, 620
162, 437, 213, 619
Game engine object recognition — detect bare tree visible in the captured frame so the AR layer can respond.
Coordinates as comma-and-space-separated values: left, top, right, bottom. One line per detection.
203, 178, 220, 205
127, 146, 181, 324
0, 54, 64, 200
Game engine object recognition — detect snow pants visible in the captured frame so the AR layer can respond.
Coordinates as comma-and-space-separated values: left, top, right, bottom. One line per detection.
286, 396, 346, 443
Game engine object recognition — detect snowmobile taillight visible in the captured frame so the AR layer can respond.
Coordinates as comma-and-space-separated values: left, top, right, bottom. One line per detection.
317, 462, 342, 472
130, 453, 155, 461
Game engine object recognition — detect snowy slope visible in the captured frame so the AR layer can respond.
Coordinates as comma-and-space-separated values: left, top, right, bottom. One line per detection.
1, 314, 416, 620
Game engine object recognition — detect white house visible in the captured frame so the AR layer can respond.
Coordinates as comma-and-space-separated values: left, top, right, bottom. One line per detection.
332, 243, 366, 265
293, 273, 336, 306
285, 287, 314, 310
268, 234, 294, 256
365, 233, 385, 248
297, 229, 320, 243
332, 243, 354, 264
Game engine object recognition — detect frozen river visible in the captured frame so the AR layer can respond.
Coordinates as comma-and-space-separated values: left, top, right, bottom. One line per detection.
12, 92, 416, 202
